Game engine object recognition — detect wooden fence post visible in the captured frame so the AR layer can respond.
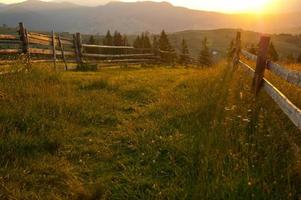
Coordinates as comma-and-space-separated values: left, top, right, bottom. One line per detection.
58, 35, 68, 70
19, 22, 28, 54
52, 30, 57, 70
74, 32, 83, 69
233, 32, 241, 69
18, 22, 30, 67
252, 36, 270, 95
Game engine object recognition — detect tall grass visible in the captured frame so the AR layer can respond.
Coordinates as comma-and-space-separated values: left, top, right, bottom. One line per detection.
0, 63, 300, 199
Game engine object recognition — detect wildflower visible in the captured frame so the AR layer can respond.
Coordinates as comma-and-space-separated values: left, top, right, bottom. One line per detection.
240, 92, 243, 99
243, 118, 250, 123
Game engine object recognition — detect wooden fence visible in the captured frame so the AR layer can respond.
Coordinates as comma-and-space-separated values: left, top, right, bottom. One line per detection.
233, 32, 301, 131
0, 22, 157, 71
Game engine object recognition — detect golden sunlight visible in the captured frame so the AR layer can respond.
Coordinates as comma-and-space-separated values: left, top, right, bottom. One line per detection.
166, 0, 277, 13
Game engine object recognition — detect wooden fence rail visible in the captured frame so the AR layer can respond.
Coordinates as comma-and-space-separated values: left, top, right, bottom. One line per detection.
242, 50, 301, 87
0, 22, 159, 71
234, 33, 301, 131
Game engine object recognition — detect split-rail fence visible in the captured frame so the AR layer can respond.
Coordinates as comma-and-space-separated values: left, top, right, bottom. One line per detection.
0, 22, 159, 72
233, 32, 301, 131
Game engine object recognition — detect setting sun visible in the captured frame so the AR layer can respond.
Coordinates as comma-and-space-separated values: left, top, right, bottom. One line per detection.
160, 0, 273, 13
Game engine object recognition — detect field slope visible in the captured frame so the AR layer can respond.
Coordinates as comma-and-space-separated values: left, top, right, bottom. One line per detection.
0, 63, 300, 199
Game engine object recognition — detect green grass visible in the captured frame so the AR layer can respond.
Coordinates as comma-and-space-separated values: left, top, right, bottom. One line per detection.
0, 63, 300, 199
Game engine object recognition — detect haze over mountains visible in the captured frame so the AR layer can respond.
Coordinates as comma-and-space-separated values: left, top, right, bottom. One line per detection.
0, 0, 300, 34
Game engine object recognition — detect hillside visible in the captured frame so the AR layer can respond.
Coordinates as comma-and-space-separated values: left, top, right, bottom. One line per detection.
0, 63, 300, 199
169, 29, 301, 59
0, 0, 300, 34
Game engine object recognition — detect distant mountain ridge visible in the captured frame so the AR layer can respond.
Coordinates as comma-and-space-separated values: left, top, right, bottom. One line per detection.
0, 0, 300, 34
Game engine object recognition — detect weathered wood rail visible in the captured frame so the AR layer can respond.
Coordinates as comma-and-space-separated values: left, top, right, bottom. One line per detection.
0, 22, 158, 71
233, 33, 301, 131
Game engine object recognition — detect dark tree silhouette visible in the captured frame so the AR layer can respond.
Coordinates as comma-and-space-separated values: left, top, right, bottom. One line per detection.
199, 37, 212, 67
178, 38, 190, 66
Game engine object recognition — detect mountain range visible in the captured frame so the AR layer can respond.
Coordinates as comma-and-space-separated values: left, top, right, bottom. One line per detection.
0, 0, 300, 34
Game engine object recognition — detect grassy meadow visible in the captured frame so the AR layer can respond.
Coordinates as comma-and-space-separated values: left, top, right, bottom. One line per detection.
0, 63, 301, 199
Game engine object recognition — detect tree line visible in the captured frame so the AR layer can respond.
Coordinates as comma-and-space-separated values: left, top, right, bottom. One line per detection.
85, 30, 214, 67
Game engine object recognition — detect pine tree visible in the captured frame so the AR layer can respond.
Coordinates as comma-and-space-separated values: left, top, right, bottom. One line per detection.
297, 53, 301, 63
142, 32, 152, 49
103, 30, 112, 45
199, 37, 212, 67
103, 30, 113, 54
123, 35, 129, 46
178, 38, 190, 66
269, 42, 279, 62
159, 30, 172, 51
158, 30, 175, 64
87, 35, 98, 54
152, 36, 159, 56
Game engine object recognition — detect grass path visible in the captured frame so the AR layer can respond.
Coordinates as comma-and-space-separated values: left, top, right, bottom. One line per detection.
0, 64, 300, 199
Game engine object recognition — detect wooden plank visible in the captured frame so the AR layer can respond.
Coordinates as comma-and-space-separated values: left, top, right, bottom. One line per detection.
29, 32, 73, 44
267, 62, 301, 87
82, 53, 155, 58
30, 59, 77, 63
82, 44, 134, 49
0, 40, 22, 45
85, 59, 155, 63
239, 60, 301, 131
29, 48, 75, 56
29, 37, 52, 46
29, 48, 53, 55
0, 49, 21, 54
241, 50, 257, 62
0, 34, 19, 40
28, 33, 52, 43
242, 50, 301, 87
252, 36, 270, 95
158, 49, 176, 54
264, 79, 301, 131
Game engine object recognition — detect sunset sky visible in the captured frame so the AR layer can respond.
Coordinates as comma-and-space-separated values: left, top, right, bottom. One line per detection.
0, 0, 299, 13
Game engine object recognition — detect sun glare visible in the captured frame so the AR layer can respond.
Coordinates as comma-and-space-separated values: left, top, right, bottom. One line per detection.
169, 0, 273, 13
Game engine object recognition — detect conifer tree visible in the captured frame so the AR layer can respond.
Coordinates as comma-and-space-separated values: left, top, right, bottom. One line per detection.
103, 30, 112, 45
133, 36, 141, 48
269, 42, 279, 61
159, 30, 175, 64
152, 36, 159, 56
199, 37, 212, 67
159, 30, 172, 51
103, 30, 113, 54
178, 38, 190, 66
87, 35, 98, 54
123, 35, 129, 46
